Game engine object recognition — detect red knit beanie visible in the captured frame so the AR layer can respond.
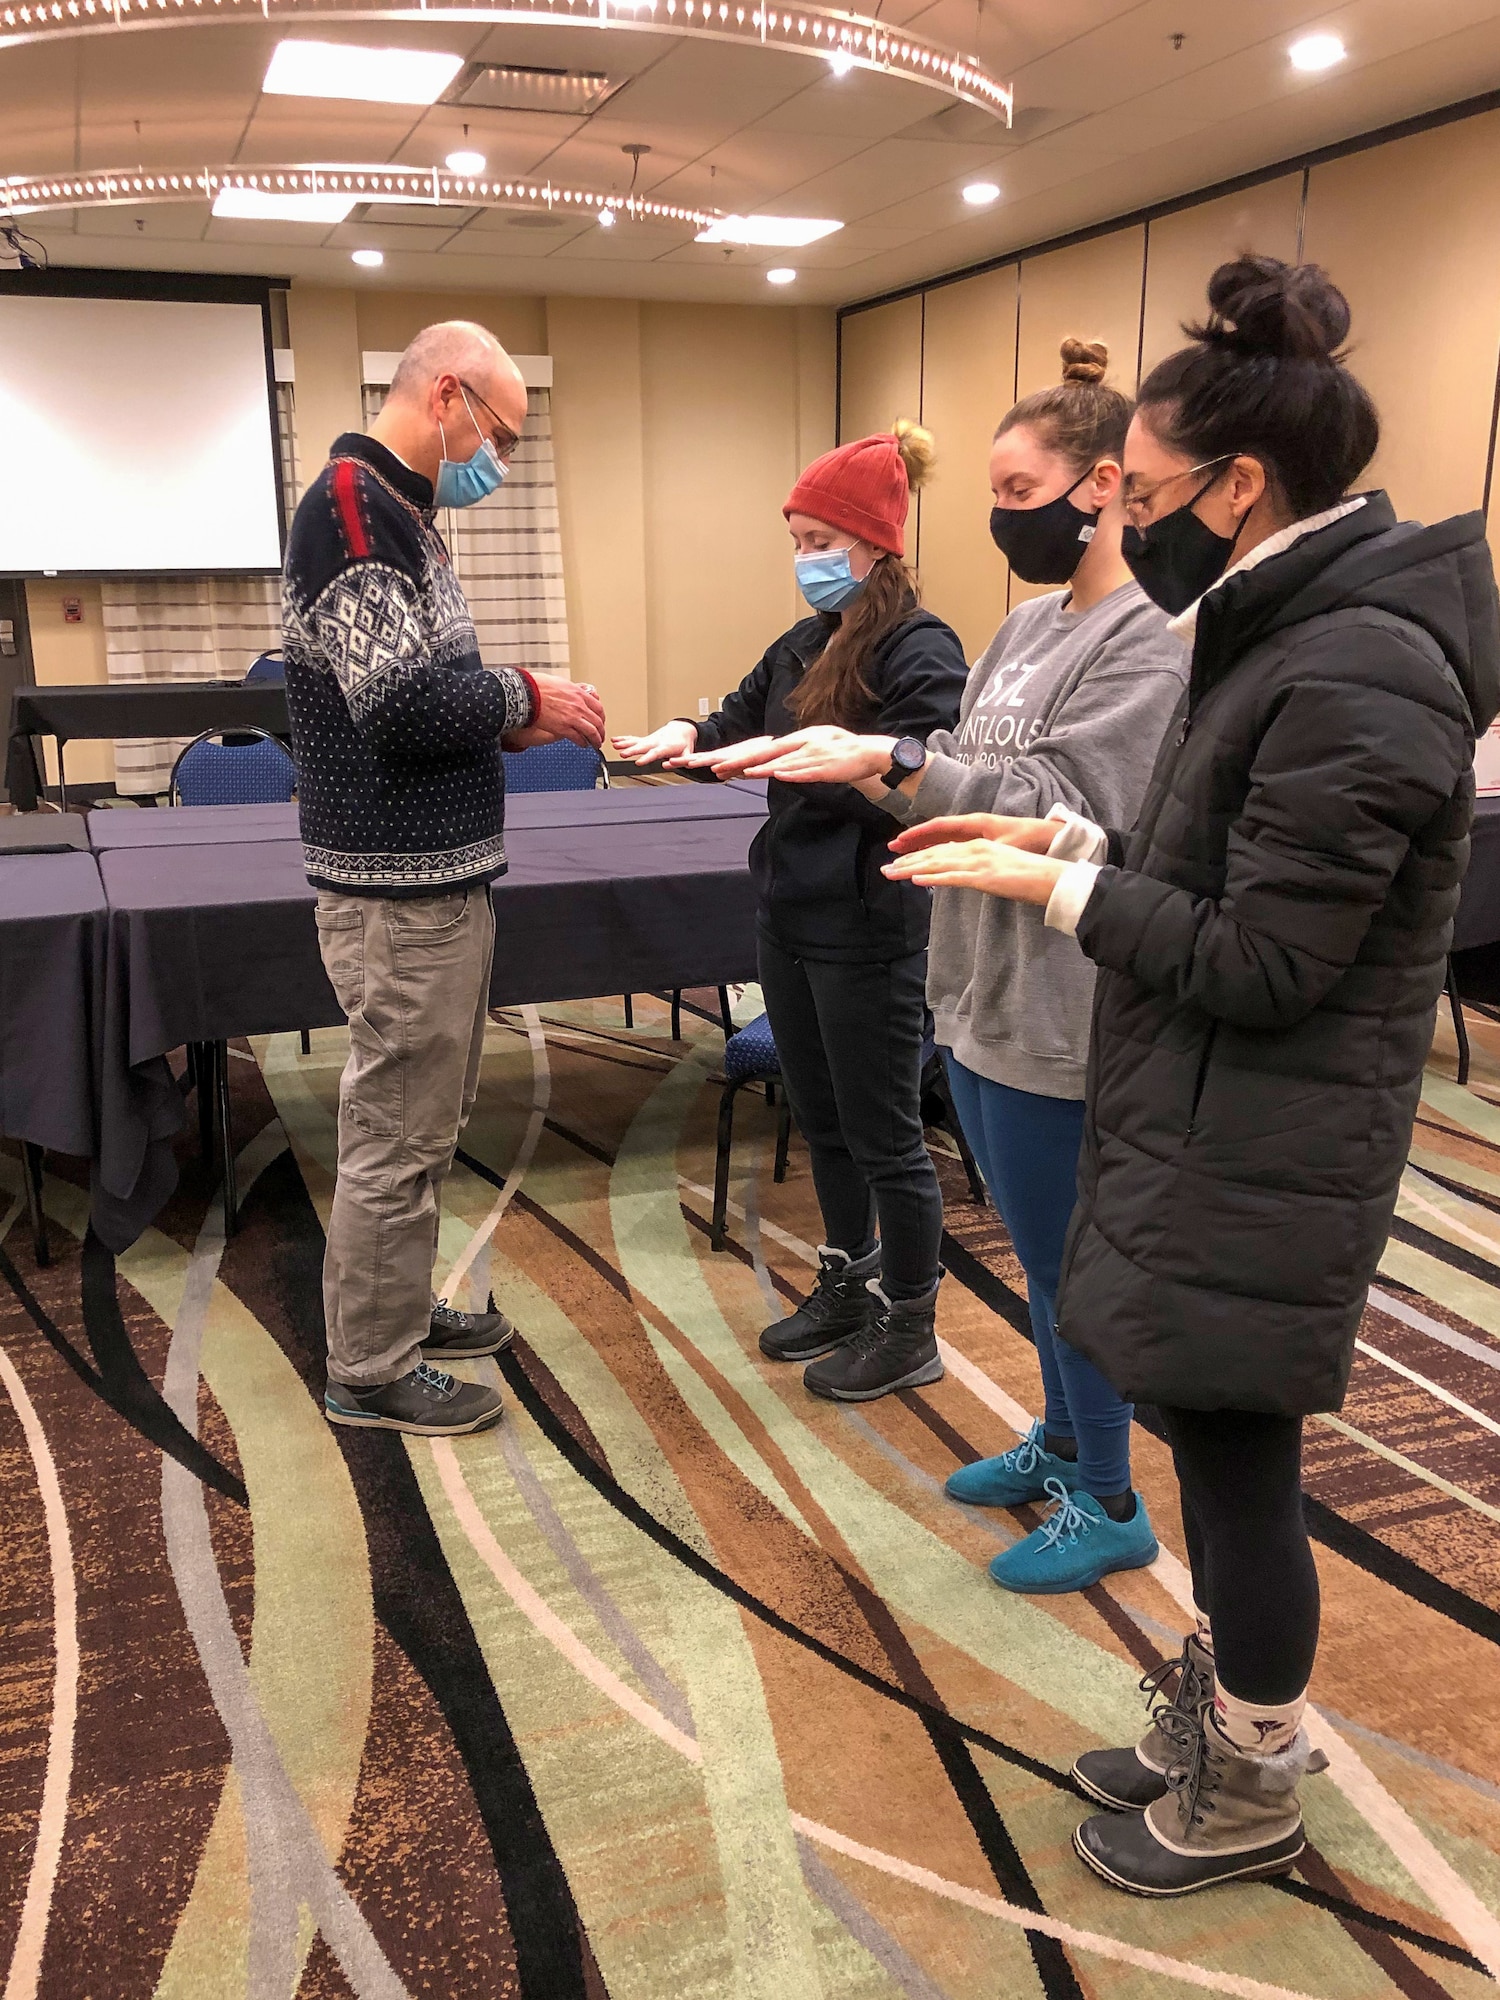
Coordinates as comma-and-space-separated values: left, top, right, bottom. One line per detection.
784, 431, 912, 557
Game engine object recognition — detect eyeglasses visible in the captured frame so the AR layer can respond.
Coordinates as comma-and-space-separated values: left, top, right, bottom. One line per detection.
1121, 453, 1235, 526
460, 379, 522, 462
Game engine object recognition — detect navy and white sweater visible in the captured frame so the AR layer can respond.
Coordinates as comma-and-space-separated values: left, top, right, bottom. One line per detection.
281, 431, 537, 896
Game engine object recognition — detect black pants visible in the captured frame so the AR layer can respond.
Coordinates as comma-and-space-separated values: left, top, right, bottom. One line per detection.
1160, 1405, 1319, 1706
757, 931, 943, 1298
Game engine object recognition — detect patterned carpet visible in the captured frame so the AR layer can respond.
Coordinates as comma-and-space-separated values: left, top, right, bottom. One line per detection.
1, 985, 1498, 2000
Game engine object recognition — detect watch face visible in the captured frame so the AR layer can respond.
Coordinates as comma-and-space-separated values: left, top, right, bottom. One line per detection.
895, 737, 925, 771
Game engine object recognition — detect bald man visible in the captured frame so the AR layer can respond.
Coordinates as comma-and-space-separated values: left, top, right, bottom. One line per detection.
282, 320, 605, 1437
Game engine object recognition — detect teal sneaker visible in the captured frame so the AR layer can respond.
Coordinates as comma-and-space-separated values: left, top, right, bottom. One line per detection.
988, 1479, 1159, 1595
945, 1420, 1083, 1507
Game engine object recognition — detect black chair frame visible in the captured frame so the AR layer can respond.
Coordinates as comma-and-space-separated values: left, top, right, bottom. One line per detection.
712, 1075, 792, 1251
1446, 955, 1472, 1087
624, 985, 735, 1041
168, 725, 293, 806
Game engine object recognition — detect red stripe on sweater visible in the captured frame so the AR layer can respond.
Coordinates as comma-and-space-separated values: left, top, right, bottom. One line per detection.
331, 459, 371, 559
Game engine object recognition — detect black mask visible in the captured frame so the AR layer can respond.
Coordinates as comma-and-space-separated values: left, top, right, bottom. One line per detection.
1120, 464, 1246, 616
989, 466, 1098, 584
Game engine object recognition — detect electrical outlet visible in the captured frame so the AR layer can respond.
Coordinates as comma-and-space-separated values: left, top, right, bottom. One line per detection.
698, 697, 712, 716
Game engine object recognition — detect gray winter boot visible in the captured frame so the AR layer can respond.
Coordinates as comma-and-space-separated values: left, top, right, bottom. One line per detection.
760, 1244, 880, 1362
801, 1278, 943, 1403
1074, 1705, 1310, 1896
1072, 1634, 1216, 1811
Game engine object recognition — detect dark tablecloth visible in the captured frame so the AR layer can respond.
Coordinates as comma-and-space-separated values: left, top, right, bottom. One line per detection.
1454, 794, 1500, 952
0, 850, 106, 1159
7, 682, 291, 810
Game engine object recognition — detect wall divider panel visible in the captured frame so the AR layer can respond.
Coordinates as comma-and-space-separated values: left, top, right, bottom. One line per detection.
1138, 176, 1304, 381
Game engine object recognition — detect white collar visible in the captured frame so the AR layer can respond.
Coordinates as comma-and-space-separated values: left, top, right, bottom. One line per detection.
1167, 495, 1369, 645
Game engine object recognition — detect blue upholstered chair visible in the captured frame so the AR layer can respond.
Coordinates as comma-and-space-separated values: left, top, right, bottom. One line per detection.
243, 649, 286, 684
502, 739, 606, 793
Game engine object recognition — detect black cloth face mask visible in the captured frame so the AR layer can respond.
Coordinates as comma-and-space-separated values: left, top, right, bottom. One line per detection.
1120, 460, 1247, 617
989, 466, 1099, 585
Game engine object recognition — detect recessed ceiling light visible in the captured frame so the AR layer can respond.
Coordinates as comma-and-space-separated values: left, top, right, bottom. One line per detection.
1289, 31, 1345, 71
445, 148, 486, 175
766, 268, 797, 286
262, 39, 465, 106
827, 49, 856, 75
212, 187, 356, 223
962, 180, 1000, 206
696, 215, 842, 247
598, 206, 616, 228
351, 247, 385, 267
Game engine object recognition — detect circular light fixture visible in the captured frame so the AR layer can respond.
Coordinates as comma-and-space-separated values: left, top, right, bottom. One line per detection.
351, 247, 384, 267
766, 267, 796, 285
445, 148, 486, 174
962, 180, 1000, 206
598, 206, 616, 227
1289, 32, 1345, 71
827, 49, 856, 75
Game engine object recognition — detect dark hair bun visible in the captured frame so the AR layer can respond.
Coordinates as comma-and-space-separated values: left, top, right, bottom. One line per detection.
1198, 255, 1350, 362
1060, 336, 1108, 383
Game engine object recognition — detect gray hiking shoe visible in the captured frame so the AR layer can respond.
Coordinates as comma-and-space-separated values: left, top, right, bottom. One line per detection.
325, 1361, 503, 1436
760, 1245, 880, 1362
802, 1279, 943, 1403
424, 1292, 515, 1360
1073, 1633, 1216, 1811
1074, 1705, 1311, 1897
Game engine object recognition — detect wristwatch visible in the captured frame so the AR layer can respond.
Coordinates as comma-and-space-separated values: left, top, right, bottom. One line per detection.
881, 736, 927, 788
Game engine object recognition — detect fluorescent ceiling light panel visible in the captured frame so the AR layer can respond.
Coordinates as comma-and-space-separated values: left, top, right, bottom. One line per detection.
262, 39, 465, 106
212, 186, 357, 222
695, 215, 842, 247
1289, 31, 1345, 70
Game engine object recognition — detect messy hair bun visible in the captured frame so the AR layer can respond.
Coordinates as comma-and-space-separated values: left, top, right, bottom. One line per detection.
1138, 254, 1377, 517
1192, 254, 1350, 362
1059, 337, 1109, 384
892, 417, 936, 492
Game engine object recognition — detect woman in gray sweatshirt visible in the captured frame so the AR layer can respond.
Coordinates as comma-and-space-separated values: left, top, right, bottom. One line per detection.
711, 340, 1187, 1595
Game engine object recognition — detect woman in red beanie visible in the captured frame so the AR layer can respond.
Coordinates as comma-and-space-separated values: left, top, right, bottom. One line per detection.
615, 423, 967, 1399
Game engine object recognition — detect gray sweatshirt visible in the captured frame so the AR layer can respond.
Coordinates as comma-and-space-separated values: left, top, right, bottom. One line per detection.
884, 579, 1187, 1098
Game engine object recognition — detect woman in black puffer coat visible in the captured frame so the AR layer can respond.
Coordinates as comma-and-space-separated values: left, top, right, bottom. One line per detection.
885, 257, 1500, 1898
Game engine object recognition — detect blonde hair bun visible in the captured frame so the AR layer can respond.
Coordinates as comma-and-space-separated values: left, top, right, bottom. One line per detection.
892, 417, 936, 491
1059, 338, 1109, 384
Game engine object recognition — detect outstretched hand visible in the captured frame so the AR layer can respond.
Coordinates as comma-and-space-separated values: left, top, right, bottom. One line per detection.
612, 719, 699, 767
506, 676, 606, 751
882, 836, 1064, 905
675, 736, 781, 777
886, 813, 1058, 856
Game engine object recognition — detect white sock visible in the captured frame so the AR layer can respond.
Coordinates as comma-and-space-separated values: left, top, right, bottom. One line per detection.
1213, 1682, 1305, 1757
1193, 1606, 1214, 1658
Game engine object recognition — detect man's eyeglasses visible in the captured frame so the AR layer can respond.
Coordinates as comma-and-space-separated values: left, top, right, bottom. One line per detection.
460, 380, 522, 462
1121, 453, 1234, 526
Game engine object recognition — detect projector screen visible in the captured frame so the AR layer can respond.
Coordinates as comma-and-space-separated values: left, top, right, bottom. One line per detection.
0, 293, 283, 575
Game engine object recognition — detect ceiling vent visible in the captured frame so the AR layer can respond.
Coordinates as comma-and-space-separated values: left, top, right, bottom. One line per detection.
447, 63, 627, 116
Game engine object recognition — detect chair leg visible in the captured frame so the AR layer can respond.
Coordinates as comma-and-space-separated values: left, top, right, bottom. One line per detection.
774, 1094, 792, 1185
22, 1142, 49, 1267
712, 1083, 738, 1251
215, 1040, 238, 1235
718, 985, 734, 1038
299, 1027, 311, 1055
671, 990, 683, 1042
193, 1040, 215, 1169
949, 1110, 987, 1205
623, 994, 634, 1030
1448, 957, 1472, 1087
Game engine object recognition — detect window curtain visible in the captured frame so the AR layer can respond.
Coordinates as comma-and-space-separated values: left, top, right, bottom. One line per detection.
101, 389, 299, 795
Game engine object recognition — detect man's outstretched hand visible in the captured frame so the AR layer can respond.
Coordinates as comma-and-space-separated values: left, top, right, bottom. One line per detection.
505, 676, 606, 752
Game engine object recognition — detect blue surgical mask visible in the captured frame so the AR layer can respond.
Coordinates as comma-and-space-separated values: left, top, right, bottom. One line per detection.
795, 545, 867, 614
434, 388, 508, 509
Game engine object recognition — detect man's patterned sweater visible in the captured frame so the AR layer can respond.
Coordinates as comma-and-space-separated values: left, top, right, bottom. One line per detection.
282, 431, 537, 896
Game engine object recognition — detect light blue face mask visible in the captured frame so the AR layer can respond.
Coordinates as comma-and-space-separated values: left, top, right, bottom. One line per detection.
795, 544, 867, 614
434, 387, 508, 509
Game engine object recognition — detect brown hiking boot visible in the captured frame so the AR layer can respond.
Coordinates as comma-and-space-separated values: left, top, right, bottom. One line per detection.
1074, 1706, 1310, 1897
1072, 1633, 1215, 1811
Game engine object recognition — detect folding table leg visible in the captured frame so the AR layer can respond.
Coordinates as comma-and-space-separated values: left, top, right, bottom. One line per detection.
1448, 958, 1472, 1088
191, 1041, 215, 1168
214, 1041, 238, 1235
21, 1142, 49, 1267
671, 991, 682, 1041
712, 1084, 737, 1251
774, 1095, 792, 1185
623, 995, 634, 1029
299, 1028, 311, 1055
717, 986, 734, 1038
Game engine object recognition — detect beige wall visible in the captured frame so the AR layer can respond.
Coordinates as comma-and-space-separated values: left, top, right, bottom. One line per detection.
23, 579, 113, 785
839, 297, 924, 456
841, 101, 1500, 635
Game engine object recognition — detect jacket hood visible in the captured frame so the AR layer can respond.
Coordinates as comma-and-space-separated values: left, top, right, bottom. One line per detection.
1197, 492, 1500, 735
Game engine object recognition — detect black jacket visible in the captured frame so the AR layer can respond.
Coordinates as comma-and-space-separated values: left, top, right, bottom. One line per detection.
693, 610, 968, 962
1057, 495, 1500, 1416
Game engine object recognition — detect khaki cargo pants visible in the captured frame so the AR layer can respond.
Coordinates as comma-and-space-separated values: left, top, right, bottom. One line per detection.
314, 885, 495, 1388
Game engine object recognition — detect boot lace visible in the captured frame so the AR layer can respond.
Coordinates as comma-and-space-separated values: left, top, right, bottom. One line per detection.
1035, 1477, 1096, 1549
1139, 1641, 1210, 1721
431, 1296, 468, 1328
1158, 1701, 1221, 1832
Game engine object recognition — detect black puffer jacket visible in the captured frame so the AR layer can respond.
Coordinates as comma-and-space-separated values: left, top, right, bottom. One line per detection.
1057, 495, 1500, 1416
692, 610, 968, 962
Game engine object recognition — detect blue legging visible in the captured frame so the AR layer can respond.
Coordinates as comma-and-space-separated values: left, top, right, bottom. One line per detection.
944, 1054, 1133, 1497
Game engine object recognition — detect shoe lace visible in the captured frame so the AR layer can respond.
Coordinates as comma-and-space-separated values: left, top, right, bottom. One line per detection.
431, 1296, 466, 1327
1035, 1476, 1095, 1549
414, 1361, 456, 1395
1000, 1422, 1048, 1478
